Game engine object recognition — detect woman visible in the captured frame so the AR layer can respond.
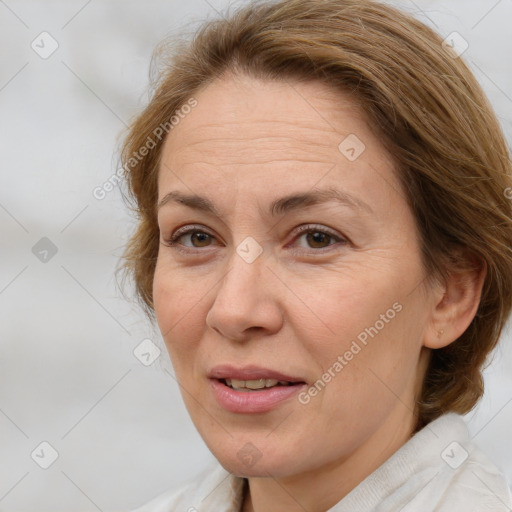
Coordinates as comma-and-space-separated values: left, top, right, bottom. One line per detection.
121, 0, 512, 510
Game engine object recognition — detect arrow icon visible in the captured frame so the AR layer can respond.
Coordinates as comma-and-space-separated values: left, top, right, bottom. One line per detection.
31, 441, 59, 469
236, 236, 263, 263
134, 339, 161, 366
31, 31, 59, 59
442, 32, 468, 58
338, 134, 365, 161
32, 237, 58, 262
441, 441, 468, 469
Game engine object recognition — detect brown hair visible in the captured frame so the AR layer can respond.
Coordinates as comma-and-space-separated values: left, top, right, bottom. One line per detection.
118, 0, 512, 430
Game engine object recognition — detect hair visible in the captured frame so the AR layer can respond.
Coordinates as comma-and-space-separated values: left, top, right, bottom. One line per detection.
118, 0, 512, 431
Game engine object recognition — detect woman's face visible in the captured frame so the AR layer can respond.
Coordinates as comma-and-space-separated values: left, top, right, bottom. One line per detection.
153, 74, 436, 478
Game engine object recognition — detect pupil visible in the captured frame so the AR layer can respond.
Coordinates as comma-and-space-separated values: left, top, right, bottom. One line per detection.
307, 232, 329, 248
192, 232, 210, 246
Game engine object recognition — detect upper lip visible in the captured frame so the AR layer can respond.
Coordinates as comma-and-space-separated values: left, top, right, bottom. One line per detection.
208, 365, 306, 383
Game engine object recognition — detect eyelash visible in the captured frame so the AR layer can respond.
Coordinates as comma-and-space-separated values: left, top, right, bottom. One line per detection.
163, 223, 348, 254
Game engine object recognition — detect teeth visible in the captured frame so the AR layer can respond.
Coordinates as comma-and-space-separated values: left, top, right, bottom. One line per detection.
224, 378, 290, 390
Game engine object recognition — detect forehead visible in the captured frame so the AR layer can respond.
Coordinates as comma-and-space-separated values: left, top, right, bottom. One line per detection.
158, 74, 400, 207
163, 75, 375, 160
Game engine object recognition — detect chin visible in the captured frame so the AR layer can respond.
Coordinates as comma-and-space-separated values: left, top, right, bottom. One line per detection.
218, 457, 282, 478
211, 444, 298, 478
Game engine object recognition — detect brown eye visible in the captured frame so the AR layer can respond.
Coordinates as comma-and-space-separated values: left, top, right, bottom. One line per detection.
166, 226, 218, 249
189, 232, 212, 247
291, 225, 347, 251
305, 231, 332, 248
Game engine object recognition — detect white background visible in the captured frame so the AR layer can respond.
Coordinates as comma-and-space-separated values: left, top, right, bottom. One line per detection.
0, 1, 511, 511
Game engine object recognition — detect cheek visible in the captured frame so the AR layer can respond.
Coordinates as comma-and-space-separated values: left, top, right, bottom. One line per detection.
288, 262, 425, 399
286, 266, 404, 357
153, 264, 208, 362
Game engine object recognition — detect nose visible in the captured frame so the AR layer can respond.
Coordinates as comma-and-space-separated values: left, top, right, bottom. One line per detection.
205, 249, 284, 342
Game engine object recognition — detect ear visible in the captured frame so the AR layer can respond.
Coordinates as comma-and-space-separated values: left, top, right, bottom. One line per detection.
424, 254, 486, 349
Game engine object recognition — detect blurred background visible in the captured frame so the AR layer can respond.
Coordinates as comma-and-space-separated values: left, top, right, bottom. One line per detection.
0, 1, 511, 510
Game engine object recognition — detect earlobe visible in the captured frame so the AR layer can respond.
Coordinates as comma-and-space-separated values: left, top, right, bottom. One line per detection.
424, 258, 486, 350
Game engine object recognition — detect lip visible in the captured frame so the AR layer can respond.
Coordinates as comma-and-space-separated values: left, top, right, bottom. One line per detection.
208, 365, 307, 414
208, 364, 305, 383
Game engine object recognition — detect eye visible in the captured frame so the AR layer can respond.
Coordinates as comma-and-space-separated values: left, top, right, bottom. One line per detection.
163, 223, 348, 253
290, 224, 348, 251
164, 225, 218, 249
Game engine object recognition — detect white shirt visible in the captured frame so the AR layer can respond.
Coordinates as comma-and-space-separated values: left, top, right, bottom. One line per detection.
132, 413, 512, 511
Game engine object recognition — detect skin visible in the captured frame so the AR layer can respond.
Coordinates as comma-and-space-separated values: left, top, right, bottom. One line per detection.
153, 73, 484, 512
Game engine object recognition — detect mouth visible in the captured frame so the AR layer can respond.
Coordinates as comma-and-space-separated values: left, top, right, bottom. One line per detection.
220, 378, 300, 391
208, 365, 307, 413
209, 364, 306, 388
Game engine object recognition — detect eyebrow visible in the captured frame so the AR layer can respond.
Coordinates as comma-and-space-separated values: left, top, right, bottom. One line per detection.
157, 187, 373, 216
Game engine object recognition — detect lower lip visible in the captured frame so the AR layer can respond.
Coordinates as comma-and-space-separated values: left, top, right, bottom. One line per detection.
209, 379, 306, 413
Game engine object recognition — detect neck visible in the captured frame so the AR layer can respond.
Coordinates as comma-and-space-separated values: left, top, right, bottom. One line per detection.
242, 407, 417, 512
